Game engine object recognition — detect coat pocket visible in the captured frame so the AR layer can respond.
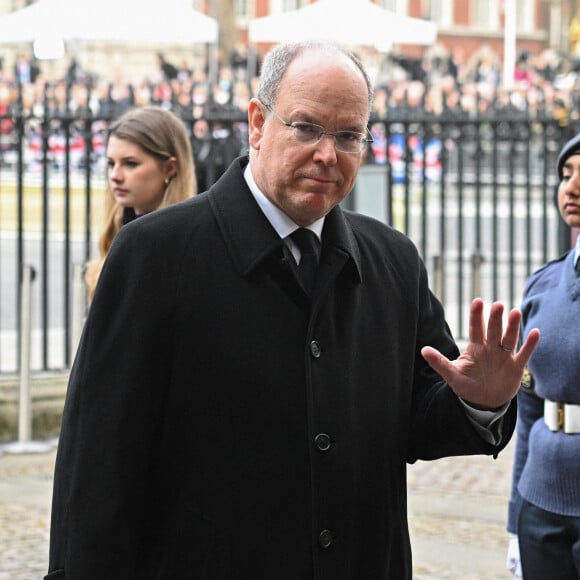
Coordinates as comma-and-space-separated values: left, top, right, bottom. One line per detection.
43, 571, 65, 579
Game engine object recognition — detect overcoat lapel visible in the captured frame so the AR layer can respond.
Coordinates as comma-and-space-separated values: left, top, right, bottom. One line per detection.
207, 157, 363, 300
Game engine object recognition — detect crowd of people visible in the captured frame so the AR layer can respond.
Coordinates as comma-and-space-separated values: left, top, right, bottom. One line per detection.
1, 43, 579, 119
1, 43, 580, 188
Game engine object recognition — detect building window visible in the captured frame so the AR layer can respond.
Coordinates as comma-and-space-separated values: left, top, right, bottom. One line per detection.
283, 0, 302, 10
516, 0, 534, 33
381, 0, 408, 13
473, 0, 500, 30
430, 0, 442, 21
236, 0, 248, 18
428, 0, 452, 26
270, 0, 302, 13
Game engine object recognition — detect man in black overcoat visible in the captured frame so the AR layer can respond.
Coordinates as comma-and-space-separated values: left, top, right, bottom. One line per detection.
45, 41, 540, 579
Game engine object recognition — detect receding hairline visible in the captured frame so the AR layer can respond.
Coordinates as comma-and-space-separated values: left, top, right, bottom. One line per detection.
258, 41, 374, 114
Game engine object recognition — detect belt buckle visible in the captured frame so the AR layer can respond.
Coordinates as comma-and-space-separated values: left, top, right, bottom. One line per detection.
557, 402, 565, 431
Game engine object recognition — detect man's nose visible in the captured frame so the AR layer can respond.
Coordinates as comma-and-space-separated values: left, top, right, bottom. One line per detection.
313, 134, 338, 164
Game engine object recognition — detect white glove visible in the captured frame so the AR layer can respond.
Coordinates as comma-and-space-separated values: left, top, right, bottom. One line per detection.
506, 533, 522, 578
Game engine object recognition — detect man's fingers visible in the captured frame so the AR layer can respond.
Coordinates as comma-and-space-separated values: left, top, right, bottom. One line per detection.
420, 346, 453, 382
499, 309, 522, 352
515, 328, 541, 367
485, 301, 506, 349
468, 298, 486, 344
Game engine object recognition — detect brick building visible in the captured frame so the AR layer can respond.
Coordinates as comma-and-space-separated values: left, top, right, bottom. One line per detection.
0, 0, 577, 85
229, 0, 574, 73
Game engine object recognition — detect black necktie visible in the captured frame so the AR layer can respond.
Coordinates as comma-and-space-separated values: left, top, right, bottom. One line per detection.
290, 228, 321, 295
576, 258, 580, 276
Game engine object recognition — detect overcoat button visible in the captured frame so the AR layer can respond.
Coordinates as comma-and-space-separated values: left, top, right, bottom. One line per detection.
319, 529, 333, 549
314, 433, 331, 451
310, 341, 321, 358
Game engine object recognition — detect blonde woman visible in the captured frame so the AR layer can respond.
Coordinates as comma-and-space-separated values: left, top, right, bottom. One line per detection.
85, 106, 196, 300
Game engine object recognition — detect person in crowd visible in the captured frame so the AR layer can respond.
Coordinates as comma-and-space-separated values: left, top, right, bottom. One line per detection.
513, 50, 533, 88
177, 59, 193, 83
471, 45, 501, 88
84, 105, 196, 301
13, 51, 40, 84
46, 40, 539, 580
506, 133, 580, 580
157, 52, 179, 81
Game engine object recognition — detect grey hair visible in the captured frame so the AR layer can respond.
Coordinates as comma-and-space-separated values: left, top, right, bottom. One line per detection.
256, 41, 374, 115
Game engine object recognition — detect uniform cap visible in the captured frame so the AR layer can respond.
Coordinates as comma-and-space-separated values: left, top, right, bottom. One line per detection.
557, 133, 580, 179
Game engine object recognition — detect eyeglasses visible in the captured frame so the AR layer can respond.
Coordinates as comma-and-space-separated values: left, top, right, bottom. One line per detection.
263, 103, 373, 154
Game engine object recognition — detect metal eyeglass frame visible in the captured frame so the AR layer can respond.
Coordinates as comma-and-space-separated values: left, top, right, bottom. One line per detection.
262, 102, 373, 154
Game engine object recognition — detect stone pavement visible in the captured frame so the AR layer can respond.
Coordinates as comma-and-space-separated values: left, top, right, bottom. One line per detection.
0, 438, 516, 580
0, 439, 57, 580
408, 442, 515, 580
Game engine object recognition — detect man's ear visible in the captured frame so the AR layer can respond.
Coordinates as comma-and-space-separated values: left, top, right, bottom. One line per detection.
248, 98, 267, 151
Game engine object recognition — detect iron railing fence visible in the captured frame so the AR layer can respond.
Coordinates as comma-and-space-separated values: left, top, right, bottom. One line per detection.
350, 114, 575, 340
0, 97, 576, 374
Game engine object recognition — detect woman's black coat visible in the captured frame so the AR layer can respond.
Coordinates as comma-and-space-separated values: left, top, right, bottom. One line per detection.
46, 157, 515, 580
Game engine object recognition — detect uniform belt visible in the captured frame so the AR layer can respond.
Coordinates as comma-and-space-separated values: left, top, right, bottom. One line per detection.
544, 400, 580, 434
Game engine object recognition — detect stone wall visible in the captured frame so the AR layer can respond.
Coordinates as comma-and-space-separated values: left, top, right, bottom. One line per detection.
0, 372, 67, 442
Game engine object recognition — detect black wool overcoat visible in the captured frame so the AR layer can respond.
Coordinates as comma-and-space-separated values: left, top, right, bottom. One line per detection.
46, 156, 515, 580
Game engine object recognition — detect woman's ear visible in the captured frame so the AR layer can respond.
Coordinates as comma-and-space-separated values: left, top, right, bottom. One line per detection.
165, 156, 178, 181
248, 98, 267, 151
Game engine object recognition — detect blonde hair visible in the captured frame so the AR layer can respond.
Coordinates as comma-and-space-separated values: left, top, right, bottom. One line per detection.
85, 106, 196, 301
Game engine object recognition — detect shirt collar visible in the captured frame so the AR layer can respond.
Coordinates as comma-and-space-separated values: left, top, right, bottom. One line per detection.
243, 164, 324, 241
575, 234, 580, 267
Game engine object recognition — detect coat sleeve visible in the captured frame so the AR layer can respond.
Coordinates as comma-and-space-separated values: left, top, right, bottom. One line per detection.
406, 258, 517, 463
46, 222, 179, 578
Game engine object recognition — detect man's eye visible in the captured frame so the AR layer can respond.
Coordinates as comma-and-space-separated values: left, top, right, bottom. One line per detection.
293, 123, 319, 135
336, 132, 359, 143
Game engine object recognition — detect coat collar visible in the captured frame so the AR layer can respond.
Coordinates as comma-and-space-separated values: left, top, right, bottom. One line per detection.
207, 157, 363, 283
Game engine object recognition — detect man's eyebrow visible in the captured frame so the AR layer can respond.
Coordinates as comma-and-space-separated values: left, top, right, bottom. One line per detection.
292, 111, 366, 132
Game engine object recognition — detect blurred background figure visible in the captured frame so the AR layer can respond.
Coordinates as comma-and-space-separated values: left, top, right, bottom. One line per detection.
84, 105, 197, 301
157, 52, 179, 82
13, 51, 40, 84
